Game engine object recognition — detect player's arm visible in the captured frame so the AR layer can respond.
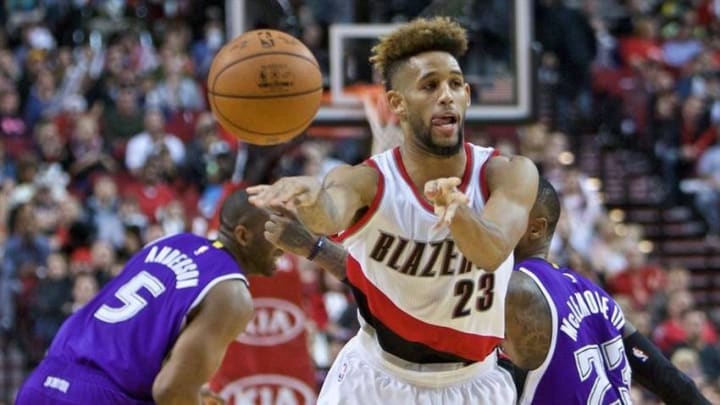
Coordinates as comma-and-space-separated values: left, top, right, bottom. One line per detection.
264, 205, 348, 280
152, 280, 253, 405
622, 321, 711, 405
249, 164, 378, 236
501, 270, 552, 370
447, 155, 538, 271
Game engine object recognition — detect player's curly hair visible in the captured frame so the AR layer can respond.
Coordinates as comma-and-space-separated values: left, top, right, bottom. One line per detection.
370, 17, 468, 90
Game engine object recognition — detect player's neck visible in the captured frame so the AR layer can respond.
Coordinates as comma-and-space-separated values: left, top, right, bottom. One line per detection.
216, 233, 244, 267
399, 142, 467, 189
515, 247, 550, 264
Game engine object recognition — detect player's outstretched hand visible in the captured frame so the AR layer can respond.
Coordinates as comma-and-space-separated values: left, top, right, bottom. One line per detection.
247, 176, 321, 210
264, 204, 316, 257
424, 177, 469, 229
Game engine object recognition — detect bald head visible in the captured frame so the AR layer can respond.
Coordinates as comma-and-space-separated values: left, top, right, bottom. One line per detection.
534, 177, 561, 239
514, 177, 561, 262
219, 189, 263, 233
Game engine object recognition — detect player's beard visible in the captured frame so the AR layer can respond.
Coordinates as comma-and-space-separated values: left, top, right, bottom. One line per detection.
410, 115, 463, 157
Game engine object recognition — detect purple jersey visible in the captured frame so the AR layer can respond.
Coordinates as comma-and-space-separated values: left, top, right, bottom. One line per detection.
516, 258, 631, 405
42, 233, 247, 402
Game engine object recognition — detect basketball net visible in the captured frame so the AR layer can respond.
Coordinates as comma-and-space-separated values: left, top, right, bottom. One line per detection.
356, 84, 403, 154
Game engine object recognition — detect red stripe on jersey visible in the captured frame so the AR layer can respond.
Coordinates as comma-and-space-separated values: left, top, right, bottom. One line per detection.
480, 149, 500, 203
346, 255, 501, 362
393, 144, 474, 214
334, 160, 385, 243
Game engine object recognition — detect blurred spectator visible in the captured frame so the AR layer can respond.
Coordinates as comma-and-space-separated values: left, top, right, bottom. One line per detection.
33, 119, 68, 167
682, 309, 720, 382
125, 109, 185, 176
607, 248, 666, 310
118, 195, 148, 231
66, 114, 116, 196
649, 91, 683, 203
23, 67, 59, 129
29, 252, 71, 365
69, 273, 98, 313
86, 175, 124, 248
52, 93, 86, 142
661, 14, 704, 69
670, 347, 705, 385
0, 87, 29, 158
101, 85, 144, 157
157, 199, 186, 235
0, 142, 16, 186
558, 168, 604, 258
0, 202, 50, 359
123, 158, 177, 222
191, 18, 224, 79
691, 127, 720, 244
654, 289, 717, 354
145, 28, 204, 114
618, 16, 663, 68
648, 266, 691, 326
587, 218, 631, 279
680, 96, 713, 169
89, 240, 117, 287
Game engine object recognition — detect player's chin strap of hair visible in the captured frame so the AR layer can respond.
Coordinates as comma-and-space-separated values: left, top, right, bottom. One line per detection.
624, 331, 711, 405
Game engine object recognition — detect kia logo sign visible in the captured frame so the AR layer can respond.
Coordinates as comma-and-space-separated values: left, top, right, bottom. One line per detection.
221, 374, 316, 405
236, 298, 305, 346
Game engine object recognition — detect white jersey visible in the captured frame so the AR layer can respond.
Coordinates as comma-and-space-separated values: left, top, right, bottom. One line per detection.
337, 143, 513, 363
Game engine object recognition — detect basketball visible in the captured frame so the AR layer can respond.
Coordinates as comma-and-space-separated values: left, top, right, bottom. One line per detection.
207, 29, 323, 145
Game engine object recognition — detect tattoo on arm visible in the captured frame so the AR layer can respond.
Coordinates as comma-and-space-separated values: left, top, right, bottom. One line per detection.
505, 271, 552, 370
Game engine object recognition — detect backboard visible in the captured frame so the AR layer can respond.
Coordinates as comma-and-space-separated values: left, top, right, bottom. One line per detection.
228, 0, 536, 125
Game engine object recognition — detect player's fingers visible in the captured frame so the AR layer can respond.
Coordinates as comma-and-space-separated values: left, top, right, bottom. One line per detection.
438, 177, 462, 194
270, 185, 310, 206
434, 205, 446, 219
263, 230, 278, 243
248, 185, 274, 202
268, 203, 296, 218
443, 201, 460, 225
424, 181, 440, 201
246, 184, 269, 195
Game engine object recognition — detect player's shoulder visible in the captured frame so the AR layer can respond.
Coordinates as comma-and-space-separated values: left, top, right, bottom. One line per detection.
198, 277, 254, 324
485, 153, 537, 174
507, 270, 548, 317
484, 153, 538, 192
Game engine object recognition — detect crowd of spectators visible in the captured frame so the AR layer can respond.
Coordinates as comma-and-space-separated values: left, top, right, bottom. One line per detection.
1, 1, 720, 404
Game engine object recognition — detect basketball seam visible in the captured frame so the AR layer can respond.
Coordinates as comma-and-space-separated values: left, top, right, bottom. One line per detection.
208, 86, 323, 99
210, 94, 319, 136
212, 52, 320, 90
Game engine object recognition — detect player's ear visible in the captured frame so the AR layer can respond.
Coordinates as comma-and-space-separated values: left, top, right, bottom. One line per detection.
233, 224, 250, 246
464, 82, 471, 107
387, 90, 406, 118
528, 217, 548, 240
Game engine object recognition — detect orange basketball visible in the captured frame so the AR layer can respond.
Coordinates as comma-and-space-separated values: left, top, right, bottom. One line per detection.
207, 29, 323, 145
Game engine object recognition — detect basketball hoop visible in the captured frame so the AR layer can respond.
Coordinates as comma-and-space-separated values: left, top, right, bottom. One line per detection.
355, 84, 403, 154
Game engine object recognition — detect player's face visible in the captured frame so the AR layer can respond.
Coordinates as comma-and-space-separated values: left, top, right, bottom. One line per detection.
392, 51, 470, 156
242, 212, 284, 276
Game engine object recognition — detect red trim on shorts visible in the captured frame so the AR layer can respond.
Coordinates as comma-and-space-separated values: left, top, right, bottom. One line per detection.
393, 144, 474, 214
334, 160, 384, 243
480, 149, 500, 203
346, 255, 501, 362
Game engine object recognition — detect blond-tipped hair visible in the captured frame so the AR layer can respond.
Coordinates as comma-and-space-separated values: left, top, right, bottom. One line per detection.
370, 17, 468, 90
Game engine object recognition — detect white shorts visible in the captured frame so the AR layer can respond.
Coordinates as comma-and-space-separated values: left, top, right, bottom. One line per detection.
317, 327, 516, 405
